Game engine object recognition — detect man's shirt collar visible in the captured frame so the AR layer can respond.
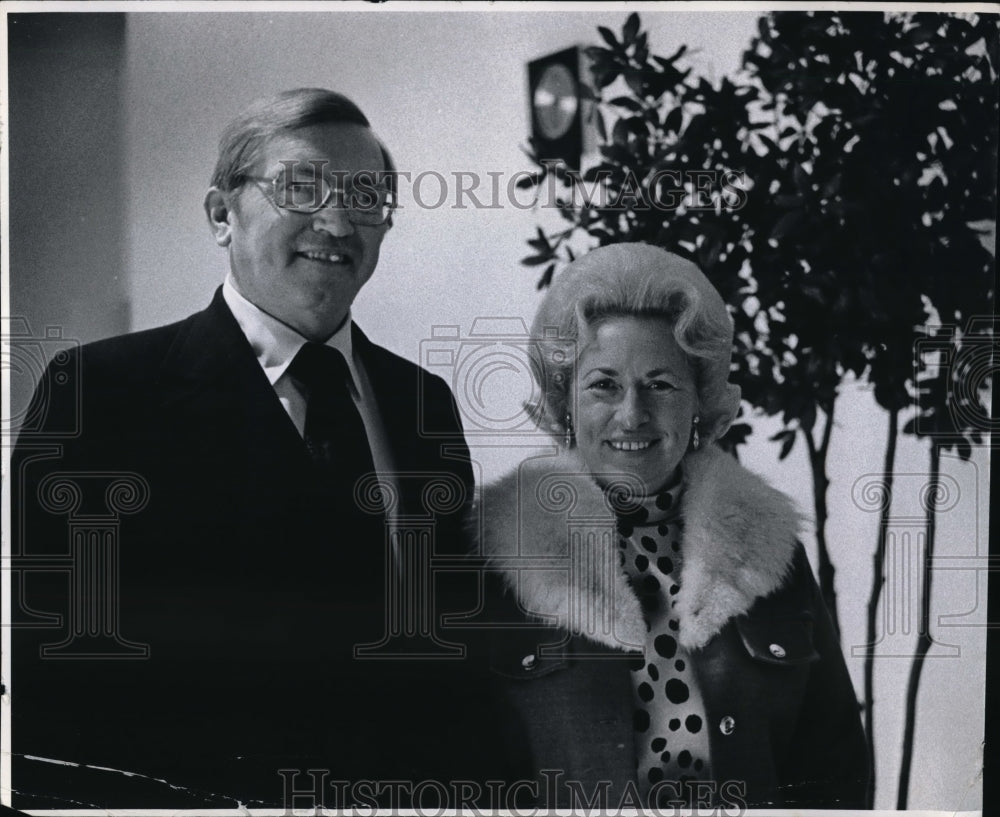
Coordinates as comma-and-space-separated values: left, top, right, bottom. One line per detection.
222, 274, 356, 387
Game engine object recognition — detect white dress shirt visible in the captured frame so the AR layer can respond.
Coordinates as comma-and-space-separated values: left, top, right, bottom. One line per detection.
221, 275, 399, 502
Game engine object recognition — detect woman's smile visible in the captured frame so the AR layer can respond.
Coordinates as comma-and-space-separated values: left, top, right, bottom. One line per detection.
606, 438, 659, 452
572, 316, 697, 495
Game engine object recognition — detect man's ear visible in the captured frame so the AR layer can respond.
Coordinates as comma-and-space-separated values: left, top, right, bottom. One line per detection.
204, 187, 234, 247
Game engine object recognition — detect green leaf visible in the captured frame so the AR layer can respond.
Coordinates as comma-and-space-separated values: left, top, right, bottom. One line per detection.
663, 106, 683, 134
635, 32, 650, 64
768, 428, 797, 460
521, 253, 554, 267
592, 62, 621, 90
623, 69, 645, 98
612, 118, 630, 147
623, 12, 641, 45
537, 262, 556, 290
609, 96, 644, 112
584, 46, 612, 61
598, 26, 619, 49
757, 15, 770, 42
582, 163, 614, 183
758, 134, 779, 154
660, 43, 688, 65
526, 227, 551, 251
721, 421, 753, 448
515, 172, 543, 190
778, 432, 796, 460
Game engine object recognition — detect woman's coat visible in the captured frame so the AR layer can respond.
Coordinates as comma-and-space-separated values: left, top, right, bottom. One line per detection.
475, 444, 869, 809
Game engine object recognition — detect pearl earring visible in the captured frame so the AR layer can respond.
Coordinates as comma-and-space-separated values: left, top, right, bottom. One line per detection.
691, 416, 701, 451
564, 414, 574, 449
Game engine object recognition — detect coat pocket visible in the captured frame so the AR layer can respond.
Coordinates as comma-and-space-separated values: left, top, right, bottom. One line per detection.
735, 615, 820, 666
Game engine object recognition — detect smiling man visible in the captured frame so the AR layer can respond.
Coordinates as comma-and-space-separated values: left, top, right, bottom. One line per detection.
205, 112, 390, 341
12, 88, 503, 809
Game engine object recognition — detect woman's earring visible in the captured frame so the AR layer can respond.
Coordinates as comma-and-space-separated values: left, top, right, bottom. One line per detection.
564, 414, 574, 449
691, 416, 701, 451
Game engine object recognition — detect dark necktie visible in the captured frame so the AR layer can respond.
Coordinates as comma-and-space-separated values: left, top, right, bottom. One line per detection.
286, 342, 389, 644
287, 342, 378, 496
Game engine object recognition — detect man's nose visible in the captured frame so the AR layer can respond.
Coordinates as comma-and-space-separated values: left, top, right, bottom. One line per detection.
617, 388, 649, 428
310, 204, 355, 237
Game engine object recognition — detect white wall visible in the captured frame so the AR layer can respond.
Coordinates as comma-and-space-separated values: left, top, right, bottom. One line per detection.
121, 8, 987, 811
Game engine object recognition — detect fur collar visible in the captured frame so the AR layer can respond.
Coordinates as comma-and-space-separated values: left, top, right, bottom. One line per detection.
474, 445, 802, 652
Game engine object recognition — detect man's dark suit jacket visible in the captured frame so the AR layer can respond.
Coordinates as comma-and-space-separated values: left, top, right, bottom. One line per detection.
11, 289, 505, 808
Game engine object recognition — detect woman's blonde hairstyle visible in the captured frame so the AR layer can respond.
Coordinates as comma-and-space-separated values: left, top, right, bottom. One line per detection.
529, 243, 741, 445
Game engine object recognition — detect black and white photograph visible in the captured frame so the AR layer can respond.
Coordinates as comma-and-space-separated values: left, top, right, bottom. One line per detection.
1, 2, 996, 813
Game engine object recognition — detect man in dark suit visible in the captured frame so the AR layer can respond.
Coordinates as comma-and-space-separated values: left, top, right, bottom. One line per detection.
11, 88, 503, 809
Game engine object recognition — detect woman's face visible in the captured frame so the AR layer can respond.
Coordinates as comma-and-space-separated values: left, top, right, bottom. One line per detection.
572, 316, 698, 495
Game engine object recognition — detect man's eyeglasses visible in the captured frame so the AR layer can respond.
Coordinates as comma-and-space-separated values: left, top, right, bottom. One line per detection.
244, 170, 396, 226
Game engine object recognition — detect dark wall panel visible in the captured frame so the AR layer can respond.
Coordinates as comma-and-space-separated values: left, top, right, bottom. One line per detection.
8, 13, 129, 426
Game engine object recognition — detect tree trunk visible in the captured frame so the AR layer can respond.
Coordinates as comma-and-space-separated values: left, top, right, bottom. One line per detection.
804, 403, 840, 639
863, 405, 899, 806
896, 441, 940, 809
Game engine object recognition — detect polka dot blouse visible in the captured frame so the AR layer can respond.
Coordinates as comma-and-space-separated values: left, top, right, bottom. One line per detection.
611, 473, 711, 798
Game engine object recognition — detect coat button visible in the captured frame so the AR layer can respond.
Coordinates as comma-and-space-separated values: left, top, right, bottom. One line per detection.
769, 643, 786, 658
521, 653, 537, 671
719, 716, 736, 735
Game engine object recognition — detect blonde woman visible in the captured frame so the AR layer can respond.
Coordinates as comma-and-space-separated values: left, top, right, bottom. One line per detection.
477, 243, 868, 810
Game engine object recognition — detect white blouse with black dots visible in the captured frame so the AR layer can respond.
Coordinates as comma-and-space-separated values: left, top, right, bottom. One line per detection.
613, 477, 712, 799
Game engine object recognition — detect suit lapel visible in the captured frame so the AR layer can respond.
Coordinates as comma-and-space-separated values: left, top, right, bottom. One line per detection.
352, 324, 422, 516
156, 306, 460, 523
158, 287, 308, 478
157, 300, 435, 492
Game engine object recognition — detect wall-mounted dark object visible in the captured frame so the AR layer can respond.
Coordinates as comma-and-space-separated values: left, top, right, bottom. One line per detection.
527, 46, 590, 169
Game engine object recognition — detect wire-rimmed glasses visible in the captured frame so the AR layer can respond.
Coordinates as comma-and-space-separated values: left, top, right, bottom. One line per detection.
244, 166, 395, 226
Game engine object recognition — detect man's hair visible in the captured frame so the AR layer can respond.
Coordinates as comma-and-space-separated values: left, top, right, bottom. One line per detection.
210, 87, 395, 192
